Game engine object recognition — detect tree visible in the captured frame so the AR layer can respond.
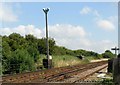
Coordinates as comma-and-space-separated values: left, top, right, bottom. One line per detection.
8, 33, 24, 51
2, 40, 12, 74
25, 34, 37, 45
102, 50, 115, 58
37, 38, 56, 55
27, 45, 39, 62
2, 33, 37, 74
49, 38, 56, 55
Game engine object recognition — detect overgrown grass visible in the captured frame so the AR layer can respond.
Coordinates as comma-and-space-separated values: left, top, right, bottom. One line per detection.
36, 55, 91, 68
35, 54, 105, 69
87, 56, 101, 61
52, 55, 82, 67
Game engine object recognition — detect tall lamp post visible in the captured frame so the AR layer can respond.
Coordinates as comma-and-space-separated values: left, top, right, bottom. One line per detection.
43, 8, 51, 69
43, 8, 49, 60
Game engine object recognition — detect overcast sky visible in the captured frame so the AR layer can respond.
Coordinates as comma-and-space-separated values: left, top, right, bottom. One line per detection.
0, 2, 118, 53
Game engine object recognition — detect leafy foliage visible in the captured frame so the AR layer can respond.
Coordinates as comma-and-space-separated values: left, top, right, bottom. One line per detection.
102, 50, 115, 58
2, 33, 56, 74
10, 49, 35, 73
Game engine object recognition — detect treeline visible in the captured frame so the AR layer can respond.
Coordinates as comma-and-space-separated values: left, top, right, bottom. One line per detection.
1, 33, 56, 74
1, 33, 115, 74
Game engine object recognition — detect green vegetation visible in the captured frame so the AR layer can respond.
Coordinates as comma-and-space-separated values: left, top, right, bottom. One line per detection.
96, 79, 113, 85
102, 50, 115, 59
1, 33, 115, 75
52, 55, 89, 67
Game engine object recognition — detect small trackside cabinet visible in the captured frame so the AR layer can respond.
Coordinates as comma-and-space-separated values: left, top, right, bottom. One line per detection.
108, 59, 113, 73
43, 59, 52, 69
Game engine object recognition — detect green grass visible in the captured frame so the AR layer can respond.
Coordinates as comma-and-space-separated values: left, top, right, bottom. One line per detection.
52, 55, 82, 67
35, 55, 104, 68
87, 56, 100, 60
35, 54, 105, 69
36, 55, 91, 68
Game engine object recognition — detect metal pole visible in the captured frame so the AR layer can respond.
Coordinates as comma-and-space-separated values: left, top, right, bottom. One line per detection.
115, 47, 117, 57
43, 8, 50, 69
45, 11, 49, 60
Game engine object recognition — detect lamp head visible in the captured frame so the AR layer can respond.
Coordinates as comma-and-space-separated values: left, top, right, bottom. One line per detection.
43, 8, 49, 13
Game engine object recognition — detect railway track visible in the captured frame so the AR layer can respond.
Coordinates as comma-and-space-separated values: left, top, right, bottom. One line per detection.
2, 61, 107, 83
41, 61, 107, 83
61, 64, 108, 83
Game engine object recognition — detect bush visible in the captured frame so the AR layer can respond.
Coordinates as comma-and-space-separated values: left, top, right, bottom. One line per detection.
7, 49, 35, 74
102, 50, 115, 59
